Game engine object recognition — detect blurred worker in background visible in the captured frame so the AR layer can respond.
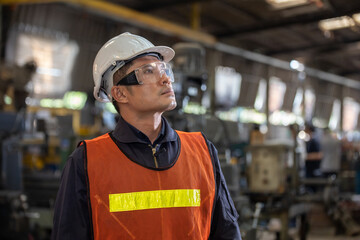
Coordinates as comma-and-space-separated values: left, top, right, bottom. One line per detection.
0, 60, 37, 111
51, 32, 241, 239
304, 123, 323, 179
320, 128, 341, 178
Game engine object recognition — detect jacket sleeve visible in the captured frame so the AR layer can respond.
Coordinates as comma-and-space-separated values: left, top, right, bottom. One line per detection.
206, 140, 242, 240
51, 145, 91, 240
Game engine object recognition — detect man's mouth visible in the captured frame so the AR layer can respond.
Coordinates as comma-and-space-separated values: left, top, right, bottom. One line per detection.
161, 88, 174, 95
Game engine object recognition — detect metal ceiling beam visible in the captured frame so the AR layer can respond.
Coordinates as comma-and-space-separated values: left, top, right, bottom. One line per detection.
1, 0, 217, 45
215, 43, 360, 90
3, 0, 360, 90
215, 5, 360, 38
1, 0, 58, 4
216, 1, 260, 21
134, 0, 208, 12
71, 1, 216, 45
267, 36, 360, 56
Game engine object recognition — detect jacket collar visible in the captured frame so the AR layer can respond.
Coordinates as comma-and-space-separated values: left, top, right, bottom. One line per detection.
112, 116, 177, 145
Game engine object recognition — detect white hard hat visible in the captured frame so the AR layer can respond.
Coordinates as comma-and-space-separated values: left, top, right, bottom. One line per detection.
93, 32, 175, 102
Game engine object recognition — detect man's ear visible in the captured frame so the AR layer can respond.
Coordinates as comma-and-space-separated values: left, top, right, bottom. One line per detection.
111, 86, 128, 103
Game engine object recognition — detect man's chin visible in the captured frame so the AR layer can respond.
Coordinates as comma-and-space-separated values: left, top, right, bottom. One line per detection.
165, 101, 177, 112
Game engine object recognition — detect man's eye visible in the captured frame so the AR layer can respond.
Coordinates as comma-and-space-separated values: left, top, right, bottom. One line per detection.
143, 67, 154, 74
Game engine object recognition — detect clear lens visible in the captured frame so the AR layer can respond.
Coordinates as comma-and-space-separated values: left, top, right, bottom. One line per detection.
134, 62, 174, 84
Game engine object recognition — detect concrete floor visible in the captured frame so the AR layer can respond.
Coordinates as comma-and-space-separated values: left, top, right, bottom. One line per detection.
256, 227, 359, 240
306, 227, 360, 240
304, 203, 360, 240
252, 203, 360, 240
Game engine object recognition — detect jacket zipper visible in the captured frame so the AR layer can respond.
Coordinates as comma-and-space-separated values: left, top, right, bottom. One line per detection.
149, 144, 159, 168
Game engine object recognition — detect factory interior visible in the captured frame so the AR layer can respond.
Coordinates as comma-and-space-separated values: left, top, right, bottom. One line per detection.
2, 0, 360, 239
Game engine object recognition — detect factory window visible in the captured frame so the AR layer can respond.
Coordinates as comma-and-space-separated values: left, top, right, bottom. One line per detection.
328, 99, 341, 131
304, 88, 316, 122
343, 97, 359, 132
215, 66, 241, 109
15, 33, 79, 100
254, 79, 266, 112
269, 110, 301, 126
266, 0, 309, 9
292, 88, 303, 115
268, 76, 286, 113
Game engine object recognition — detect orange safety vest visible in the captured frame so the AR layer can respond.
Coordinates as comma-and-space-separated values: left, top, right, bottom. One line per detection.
84, 131, 216, 240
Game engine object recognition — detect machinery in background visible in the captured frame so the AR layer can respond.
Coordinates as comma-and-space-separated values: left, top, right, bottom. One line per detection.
165, 40, 360, 240
0, 191, 30, 240
244, 139, 308, 240
0, 111, 32, 240
247, 143, 293, 194
171, 42, 208, 110
1, 112, 24, 191
241, 125, 360, 240
0, 60, 61, 239
0, 109, 72, 239
168, 112, 346, 240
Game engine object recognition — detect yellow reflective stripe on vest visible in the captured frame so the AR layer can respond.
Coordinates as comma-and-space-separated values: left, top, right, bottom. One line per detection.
109, 189, 200, 212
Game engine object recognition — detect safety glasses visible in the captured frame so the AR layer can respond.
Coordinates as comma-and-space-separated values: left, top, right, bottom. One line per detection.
116, 62, 174, 86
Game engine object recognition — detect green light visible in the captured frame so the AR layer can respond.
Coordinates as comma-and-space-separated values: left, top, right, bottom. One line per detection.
54, 99, 64, 108
183, 102, 206, 115
40, 98, 54, 108
40, 98, 64, 108
105, 102, 117, 114
4, 95, 12, 104
63, 91, 87, 110
217, 107, 266, 124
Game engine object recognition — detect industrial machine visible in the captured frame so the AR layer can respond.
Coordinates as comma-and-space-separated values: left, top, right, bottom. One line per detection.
171, 42, 208, 110
247, 143, 292, 194
0, 61, 61, 239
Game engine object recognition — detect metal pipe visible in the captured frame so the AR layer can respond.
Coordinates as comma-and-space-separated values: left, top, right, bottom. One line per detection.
215, 42, 360, 90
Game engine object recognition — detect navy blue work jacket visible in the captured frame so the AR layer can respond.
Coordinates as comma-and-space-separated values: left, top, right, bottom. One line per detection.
51, 117, 241, 240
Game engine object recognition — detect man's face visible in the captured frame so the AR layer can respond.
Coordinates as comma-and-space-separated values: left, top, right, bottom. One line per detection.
122, 56, 177, 114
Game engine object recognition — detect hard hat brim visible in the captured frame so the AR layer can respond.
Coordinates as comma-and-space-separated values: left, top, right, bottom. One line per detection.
127, 46, 175, 63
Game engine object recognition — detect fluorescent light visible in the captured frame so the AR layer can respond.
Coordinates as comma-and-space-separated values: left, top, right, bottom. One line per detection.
266, 0, 309, 9
254, 79, 266, 111
329, 99, 340, 131
352, 13, 360, 24
292, 88, 303, 115
319, 16, 355, 31
269, 77, 286, 113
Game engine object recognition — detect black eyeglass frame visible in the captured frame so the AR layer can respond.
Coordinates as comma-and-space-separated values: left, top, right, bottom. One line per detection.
115, 71, 141, 86
109, 52, 163, 86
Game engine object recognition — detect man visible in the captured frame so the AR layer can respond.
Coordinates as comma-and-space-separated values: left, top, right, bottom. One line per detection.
52, 32, 241, 239
304, 123, 323, 179
320, 128, 341, 178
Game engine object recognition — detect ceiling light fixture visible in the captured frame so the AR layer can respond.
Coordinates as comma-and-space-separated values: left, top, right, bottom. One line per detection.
266, 0, 310, 9
290, 60, 305, 71
318, 16, 356, 31
352, 13, 360, 24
